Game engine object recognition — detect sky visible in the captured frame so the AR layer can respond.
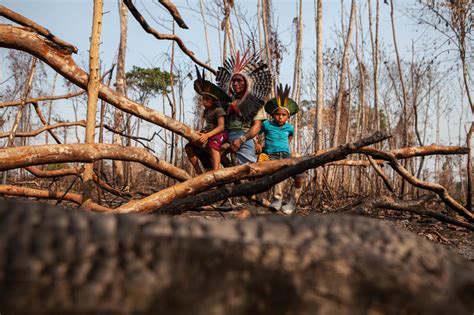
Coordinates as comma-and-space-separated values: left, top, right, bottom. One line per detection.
0, 0, 469, 149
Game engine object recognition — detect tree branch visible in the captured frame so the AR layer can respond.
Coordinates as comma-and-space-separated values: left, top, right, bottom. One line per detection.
25, 165, 82, 177
25, 166, 132, 200
0, 143, 190, 182
366, 154, 394, 193
0, 120, 86, 139
123, 0, 215, 74
368, 195, 474, 231
0, 5, 78, 53
359, 147, 474, 221
0, 184, 110, 212
0, 90, 85, 108
158, 0, 188, 29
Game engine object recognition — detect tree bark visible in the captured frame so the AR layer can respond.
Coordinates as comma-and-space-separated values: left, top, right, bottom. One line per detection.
5, 57, 37, 148
0, 184, 110, 212
332, 0, 355, 148
153, 132, 391, 215
368, 0, 380, 131
158, 0, 188, 29
359, 147, 473, 221
83, 0, 103, 202
466, 123, 473, 211
0, 144, 190, 181
117, 132, 390, 214
199, 0, 211, 64
113, 0, 128, 188
0, 4, 78, 53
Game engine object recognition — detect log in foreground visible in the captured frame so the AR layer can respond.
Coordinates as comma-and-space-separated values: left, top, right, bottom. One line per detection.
0, 199, 472, 315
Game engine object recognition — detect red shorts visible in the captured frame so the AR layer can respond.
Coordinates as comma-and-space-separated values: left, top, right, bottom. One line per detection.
208, 131, 228, 151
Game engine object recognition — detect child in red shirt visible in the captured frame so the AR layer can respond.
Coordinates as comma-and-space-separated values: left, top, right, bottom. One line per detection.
185, 68, 232, 174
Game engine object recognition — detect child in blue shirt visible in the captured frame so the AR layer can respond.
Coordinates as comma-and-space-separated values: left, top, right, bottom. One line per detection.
260, 84, 304, 214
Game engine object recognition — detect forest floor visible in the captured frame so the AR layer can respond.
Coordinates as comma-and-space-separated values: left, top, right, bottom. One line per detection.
181, 198, 474, 262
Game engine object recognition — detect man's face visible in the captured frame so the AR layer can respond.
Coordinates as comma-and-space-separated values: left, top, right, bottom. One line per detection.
231, 75, 247, 95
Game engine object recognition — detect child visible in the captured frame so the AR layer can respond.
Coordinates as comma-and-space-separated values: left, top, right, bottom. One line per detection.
185, 68, 232, 174
260, 84, 303, 214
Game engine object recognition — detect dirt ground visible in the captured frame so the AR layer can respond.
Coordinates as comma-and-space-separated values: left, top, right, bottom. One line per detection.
181, 200, 474, 262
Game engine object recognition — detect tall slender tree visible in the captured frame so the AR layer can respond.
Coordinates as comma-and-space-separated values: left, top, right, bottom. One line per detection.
83, 0, 103, 202
313, 0, 323, 153
113, 0, 128, 188
332, 0, 356, 148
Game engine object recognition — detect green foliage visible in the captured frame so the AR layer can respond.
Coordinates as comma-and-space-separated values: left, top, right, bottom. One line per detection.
125, 66, 175, 103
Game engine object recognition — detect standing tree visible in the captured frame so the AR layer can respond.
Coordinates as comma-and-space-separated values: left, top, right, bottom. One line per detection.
113, 0, 129, 188
82, 0, 103, 203
414, 0, 473, 210
126, 66, 174, 105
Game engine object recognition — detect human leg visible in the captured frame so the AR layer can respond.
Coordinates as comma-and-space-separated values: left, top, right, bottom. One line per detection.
209, 148, 221, 171
185, 143, 203, 175
281, 175, 304, 215
228, 130, 257, 165
269, 181, 284, 211
267, 152, 287, 211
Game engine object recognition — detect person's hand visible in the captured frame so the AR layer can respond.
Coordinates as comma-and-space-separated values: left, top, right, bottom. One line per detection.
230, 138, 242, 152
197, 132, 209, 145
255, 141, 263, 154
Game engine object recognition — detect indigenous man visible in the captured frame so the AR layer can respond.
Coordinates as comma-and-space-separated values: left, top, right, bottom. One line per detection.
216, 51, 272, 165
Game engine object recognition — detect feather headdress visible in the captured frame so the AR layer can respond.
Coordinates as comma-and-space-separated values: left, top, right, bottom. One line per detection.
216, 50, 272, 122
193, 66, 232, 102
264, 84, 299, 116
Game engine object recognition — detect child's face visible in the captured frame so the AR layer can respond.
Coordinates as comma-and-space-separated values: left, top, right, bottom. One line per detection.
273, 108, 289, 126
202, 95, 216, 108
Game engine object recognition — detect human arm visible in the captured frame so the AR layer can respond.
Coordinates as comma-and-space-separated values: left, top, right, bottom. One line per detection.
198, 116, 225, 144
230, 119, 262, 152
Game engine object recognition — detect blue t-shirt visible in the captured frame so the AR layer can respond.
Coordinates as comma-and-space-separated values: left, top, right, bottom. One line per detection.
260, 120, 294, 154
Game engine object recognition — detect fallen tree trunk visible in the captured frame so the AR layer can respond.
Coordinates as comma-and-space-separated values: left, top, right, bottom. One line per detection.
0, 4, 78, 53
121, 132, 390, 214
367, 195, 474, 231
359, 147, 474, 221
364, 145, 469, 159
0, 24, 200, 142
116, 158, 307, 213
0, 143, 190, 182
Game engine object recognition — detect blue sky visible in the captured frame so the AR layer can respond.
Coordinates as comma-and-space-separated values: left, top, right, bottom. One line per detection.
1, 0, 418, 86
1, 0, 467, 150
